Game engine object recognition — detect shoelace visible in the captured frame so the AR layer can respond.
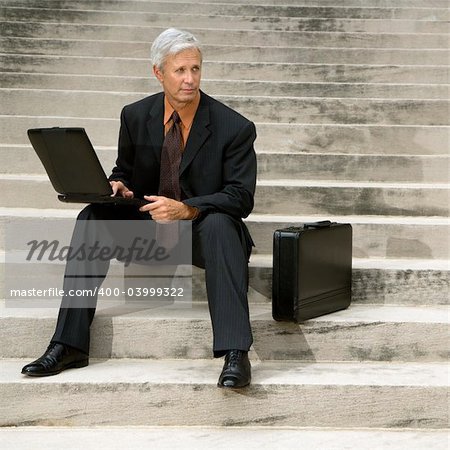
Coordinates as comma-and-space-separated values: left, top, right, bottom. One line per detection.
226, 351, 243, 367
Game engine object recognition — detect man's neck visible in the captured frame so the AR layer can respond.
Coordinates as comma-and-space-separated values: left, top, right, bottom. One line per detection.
165, 91, 200, 112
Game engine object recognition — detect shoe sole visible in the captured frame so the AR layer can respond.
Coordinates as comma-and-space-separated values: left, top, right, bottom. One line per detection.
217, 383, 250, 389
21, 359, 89, 377
217, 378, 251, 389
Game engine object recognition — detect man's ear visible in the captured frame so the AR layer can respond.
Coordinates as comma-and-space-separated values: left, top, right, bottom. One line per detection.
153, 65, 163, 83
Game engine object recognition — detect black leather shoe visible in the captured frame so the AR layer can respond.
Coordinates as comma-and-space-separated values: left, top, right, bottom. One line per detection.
21, 342, 89, 377
217, 350, 251, 388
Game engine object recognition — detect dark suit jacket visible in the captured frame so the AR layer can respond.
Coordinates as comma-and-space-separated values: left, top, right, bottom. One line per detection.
109, 90, 257, 222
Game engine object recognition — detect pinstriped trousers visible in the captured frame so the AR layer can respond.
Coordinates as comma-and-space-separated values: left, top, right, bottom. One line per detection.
51, 203, 253, 357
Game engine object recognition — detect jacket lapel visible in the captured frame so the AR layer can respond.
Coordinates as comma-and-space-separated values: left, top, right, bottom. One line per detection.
179, 93, 211, 176
146, 93, 165, 162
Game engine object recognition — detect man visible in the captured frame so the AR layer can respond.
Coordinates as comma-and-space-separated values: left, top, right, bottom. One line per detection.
21, 28, 257, 388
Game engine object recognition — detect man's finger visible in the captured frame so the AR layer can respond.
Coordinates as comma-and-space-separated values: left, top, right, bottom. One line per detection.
145, 195, 163, 203
110, 181, 118, 195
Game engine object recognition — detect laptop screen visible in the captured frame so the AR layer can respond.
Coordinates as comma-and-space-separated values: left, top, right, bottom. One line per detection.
28, 127, 113, 196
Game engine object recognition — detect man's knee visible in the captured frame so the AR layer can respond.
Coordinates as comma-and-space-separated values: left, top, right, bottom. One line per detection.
196, 212, 251, 257
199, 212, 239, 236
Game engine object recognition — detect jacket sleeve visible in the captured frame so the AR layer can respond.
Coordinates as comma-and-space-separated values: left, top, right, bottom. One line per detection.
183, 121, 257, 219
109, 106, 135, 187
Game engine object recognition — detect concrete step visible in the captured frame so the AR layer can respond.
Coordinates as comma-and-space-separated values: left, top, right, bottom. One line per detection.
1, 38, 447, 65
256, 153, 450, 183
0, 208, 448, 305
3, 143, 448, 184
255, 123, 450, 155
1, 358, 448, 428
248, 254, 449, 306
254, 180, 449, 216
0, 206, 448, 259
2, 73, 448, 100
2, 89, 448, 125
247, 215, 450, 259
0, 0, 447, 20
2, 55, 448, 84
1, 7, 448, 33
0, 205, 448, 303
188, 0, 450, 5
1, 302, 448, 362
0, 427, 449, 450
1, 247, 449, 309
1, 252, 448, 307
2, 116, 448, 155
3, 22, 448, 49
1, 175, 448, 216
140, 0, 450, 6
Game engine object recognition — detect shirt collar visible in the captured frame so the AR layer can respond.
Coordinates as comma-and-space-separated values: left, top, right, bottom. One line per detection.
164, 92, 201, 129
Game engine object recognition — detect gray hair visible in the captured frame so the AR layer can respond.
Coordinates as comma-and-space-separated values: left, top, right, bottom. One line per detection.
150, 28, 202, 70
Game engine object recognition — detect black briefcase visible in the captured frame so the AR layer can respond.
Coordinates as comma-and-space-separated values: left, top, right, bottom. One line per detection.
272, 221, 352, 322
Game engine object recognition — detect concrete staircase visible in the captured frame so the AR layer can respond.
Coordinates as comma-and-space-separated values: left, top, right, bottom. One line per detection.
0, 0, 448, 448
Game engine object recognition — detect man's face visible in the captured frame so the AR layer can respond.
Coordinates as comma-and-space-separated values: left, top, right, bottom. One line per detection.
154, 48, 202, 109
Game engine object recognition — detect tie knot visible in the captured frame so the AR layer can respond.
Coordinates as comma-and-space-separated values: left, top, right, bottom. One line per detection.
172, 111, 181, 124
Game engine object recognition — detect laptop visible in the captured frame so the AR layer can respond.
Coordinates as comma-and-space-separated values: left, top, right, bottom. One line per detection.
27, 127, 147, 207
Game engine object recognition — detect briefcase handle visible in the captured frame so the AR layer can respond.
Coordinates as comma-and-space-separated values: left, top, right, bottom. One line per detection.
303, 220, 333, 229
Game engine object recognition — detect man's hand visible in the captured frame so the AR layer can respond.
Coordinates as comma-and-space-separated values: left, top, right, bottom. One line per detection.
140, 195, 199, 222
110, 181, 134, 199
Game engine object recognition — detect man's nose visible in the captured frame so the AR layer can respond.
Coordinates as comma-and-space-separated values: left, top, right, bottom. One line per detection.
184, 70, 194, 84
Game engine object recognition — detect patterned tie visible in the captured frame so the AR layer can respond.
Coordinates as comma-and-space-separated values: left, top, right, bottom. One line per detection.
157, 111, 183, 249
159, 111, 182, 200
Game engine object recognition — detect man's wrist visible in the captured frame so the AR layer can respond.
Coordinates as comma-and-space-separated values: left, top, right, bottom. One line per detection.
189, 206, 201, 220
183, 204, 200, 220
